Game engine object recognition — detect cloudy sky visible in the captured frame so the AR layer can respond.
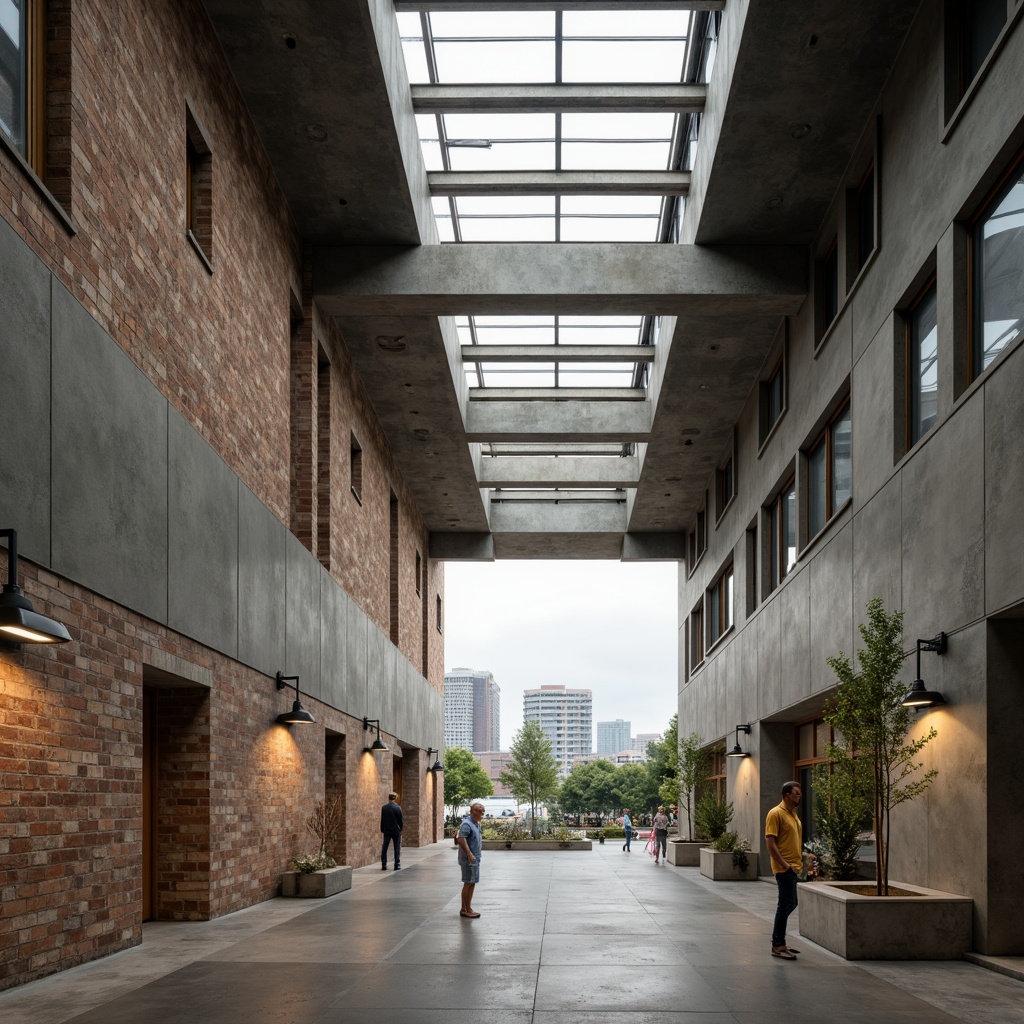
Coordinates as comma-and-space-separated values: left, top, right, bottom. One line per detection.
444, 560, 679, 751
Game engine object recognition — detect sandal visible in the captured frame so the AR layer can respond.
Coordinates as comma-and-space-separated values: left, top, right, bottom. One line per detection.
771, 947, 797, 960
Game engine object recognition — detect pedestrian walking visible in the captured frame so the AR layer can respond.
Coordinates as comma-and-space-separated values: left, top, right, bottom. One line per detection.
380, 791, 403, 870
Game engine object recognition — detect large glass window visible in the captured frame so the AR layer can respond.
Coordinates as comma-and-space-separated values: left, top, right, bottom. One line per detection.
908, 279, 938, 446
768, 477, 796, 592
708, 563, 733, 646
0, 0, 42, 168
972, 153, 1024, 378
806, 400, 852, 538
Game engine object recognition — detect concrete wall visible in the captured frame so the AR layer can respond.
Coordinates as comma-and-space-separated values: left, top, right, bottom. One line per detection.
679, 0, 1024, 953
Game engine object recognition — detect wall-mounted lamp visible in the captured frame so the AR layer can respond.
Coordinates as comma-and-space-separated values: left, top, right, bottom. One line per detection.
426, 747, 445, 773
275, 672, 316, 725
901, 633, 947, 708
726, 723, 752, 758
0, 529, 73, 647
363, 717, 389, 752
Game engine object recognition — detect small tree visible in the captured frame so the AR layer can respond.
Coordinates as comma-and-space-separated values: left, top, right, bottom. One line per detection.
500, 721, 560, 836
809, 756, 870, 880
443, 747, 493, 821
693, 791, 733, 841
645, 713, 679, 807
559, 760, 618, 819
293, 795, 343, 873
677, 732, 711, 840
824, 598, 938, 895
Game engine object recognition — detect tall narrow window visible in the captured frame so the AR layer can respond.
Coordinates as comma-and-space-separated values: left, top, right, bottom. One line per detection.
716, 443, 735, 521
316, 351, 331, 568
760, 353, 785, 444
854, 164, 875, 274
908, 279, 938, 447
185, 106, 213, 265
745, 523, 758, 616
768, 477, 796, 593
687, 497, 707, 571
806, 400, 852, 538
820, 238, 839, 338
0, 0, 43, 169
389, 492, 399, 645
708, 563, 734, 647
958, 0, 1007, 94
436, 594, 443, 634
350, 433, 362, 503
972, 152, 1024, 378
689, 601, 704, 669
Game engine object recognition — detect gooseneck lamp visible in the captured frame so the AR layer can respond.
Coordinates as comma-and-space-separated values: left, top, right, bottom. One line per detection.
275, 672, 316, 725
726, 723, 751, 758
901, 633, 947, 708
426, 746, 445, 772
363, 717, 388, 751
0, 529, 73, 646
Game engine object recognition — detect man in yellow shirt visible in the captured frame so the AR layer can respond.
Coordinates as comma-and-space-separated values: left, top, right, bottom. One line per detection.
764, 780, 803, 960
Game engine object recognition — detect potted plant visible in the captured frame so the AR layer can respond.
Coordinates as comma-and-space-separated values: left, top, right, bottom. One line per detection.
699, 830, 757, 880
668, 732, 712, 866
798, 599, 971, 959
281, 796, 352, 898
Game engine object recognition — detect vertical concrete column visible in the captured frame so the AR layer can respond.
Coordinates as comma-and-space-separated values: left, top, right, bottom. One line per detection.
756, 721, 795, 873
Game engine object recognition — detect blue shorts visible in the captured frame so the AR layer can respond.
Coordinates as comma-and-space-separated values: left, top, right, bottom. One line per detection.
460, 860, 480, 884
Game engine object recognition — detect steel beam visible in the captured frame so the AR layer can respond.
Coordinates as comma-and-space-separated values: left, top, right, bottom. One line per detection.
411, 83, 707, 115
462, 344, 655, 363
469, 387, 645, 402
429, 170, 689, 197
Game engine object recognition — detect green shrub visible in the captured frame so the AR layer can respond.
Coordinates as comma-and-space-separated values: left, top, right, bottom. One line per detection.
694, 792, 734, 841
709, 830, 751, 872
602, 825, 625, 839
292, 852, 336, 874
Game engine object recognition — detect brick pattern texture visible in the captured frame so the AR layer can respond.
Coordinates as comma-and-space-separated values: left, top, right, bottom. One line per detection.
0, 0, 447, 992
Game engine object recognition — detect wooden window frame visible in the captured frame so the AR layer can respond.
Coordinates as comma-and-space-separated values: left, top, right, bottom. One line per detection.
707, 562, 734, 648
767, 476, 796, 593
906, 275, 939, 449
805, 398, 852, 540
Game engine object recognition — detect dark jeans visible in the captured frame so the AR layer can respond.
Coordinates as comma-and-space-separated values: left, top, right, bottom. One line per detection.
381, 832, 401, 868
624, 826, 632, 850
772, 868, 799, 947
655, 830, 667, 857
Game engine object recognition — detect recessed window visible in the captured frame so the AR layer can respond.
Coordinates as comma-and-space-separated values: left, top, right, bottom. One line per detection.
971, 150, 1024, 379
767, 477, 796, 594
415, 550, 422, 596
759, 351, 785, 445
853, 164, 875, 276
687, 497, 707, 572
715, 436, 735, 522
185, 106, 213, 265
957, 0, 1007, 95
908, 279, 939, 447
745, 523, 758, 616
806, 399, 852, 539
707, 563, 733, 647
350, 433, 363, 503
817, 237, 839, 342
436, 594, 443, 634
689, 600, 704, 669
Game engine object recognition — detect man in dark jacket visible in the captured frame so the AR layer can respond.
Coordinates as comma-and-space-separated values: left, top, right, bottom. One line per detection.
380, 792, 403, 870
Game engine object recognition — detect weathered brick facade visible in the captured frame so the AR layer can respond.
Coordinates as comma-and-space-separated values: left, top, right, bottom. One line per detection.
0, 0, 445, 992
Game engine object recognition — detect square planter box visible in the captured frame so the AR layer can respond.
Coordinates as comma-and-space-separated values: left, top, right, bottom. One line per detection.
481, 840, 592, 851
798, 880, 973, 960
668, 840, 706, 866
281, 865, 352, 898
699, 846, 758, 881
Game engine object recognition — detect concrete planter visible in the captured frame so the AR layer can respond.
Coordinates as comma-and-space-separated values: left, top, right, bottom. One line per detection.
699, 846, 758, 881
798, 881, 973, 960
281, 865, 352, 898
480, 840, 592, 851
668, 840, 706, 866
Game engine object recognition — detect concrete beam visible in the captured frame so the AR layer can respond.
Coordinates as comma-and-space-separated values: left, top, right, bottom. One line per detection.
462, 345, 654, 363
465, 400, 652, 442
483, 442, 631, 456
491, 490, 628, 502
396, 1, 723, 10
412, 83, 707, 115
478, 456, 640, 487
469, 387, 645, 402
430, 170, 690, 197
621, 532, 686, 561
428, 532, 495, 561
489, 501, 627, 535
313, 243, 807, 317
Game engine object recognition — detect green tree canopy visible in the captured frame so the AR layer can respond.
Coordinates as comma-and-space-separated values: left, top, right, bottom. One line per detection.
824, 598, 938, 895
559, 759, 619, 816
645, 713, 679, 807
499, 721, 560, 834
613, 762, 659, 815
442, 747, 493, 820
677, 731, 711, 839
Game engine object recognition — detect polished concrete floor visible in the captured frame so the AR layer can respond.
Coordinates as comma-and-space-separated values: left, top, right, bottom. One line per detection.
3, 842, 1023, 1024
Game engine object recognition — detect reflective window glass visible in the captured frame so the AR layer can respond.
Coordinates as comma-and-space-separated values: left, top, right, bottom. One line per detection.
909, 280, 938, 445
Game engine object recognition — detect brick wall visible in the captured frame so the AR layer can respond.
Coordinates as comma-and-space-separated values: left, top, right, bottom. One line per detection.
0, 0, 445, 693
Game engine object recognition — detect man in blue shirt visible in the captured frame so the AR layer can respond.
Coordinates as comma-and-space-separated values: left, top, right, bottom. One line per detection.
456, 801, 485, 918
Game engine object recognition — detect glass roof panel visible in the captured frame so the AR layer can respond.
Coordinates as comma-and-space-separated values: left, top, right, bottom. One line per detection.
458, 215, 555, 241
560, 196, 661, 216
562, 40, 683, 83
429, 12, 554, 37
434, 40, 554, 83
560, 11, 691, 36
560, 215, 659, 242
455, 195, 555, 217
559, 370, 638, 388
476, 367, 557, 388
448, 141, 555, 172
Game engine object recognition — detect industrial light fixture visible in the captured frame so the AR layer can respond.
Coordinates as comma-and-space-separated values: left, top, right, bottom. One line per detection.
275, 671, 316, 725
0, 529, 73, 646
363, 717, 388, 752
901, 633, 947, 708
726, 723, 752, 758
426, 746, 445, 773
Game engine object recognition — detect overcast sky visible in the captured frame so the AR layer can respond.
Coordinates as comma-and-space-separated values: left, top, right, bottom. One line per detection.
444, 560, 679, 751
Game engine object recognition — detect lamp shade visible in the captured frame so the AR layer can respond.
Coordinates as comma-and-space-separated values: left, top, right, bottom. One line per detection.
277, 699, 316, 725
726, 743, 749, 758
370, 735, 389, 751
901, 680, 946, 708
0, 588, 73, 644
